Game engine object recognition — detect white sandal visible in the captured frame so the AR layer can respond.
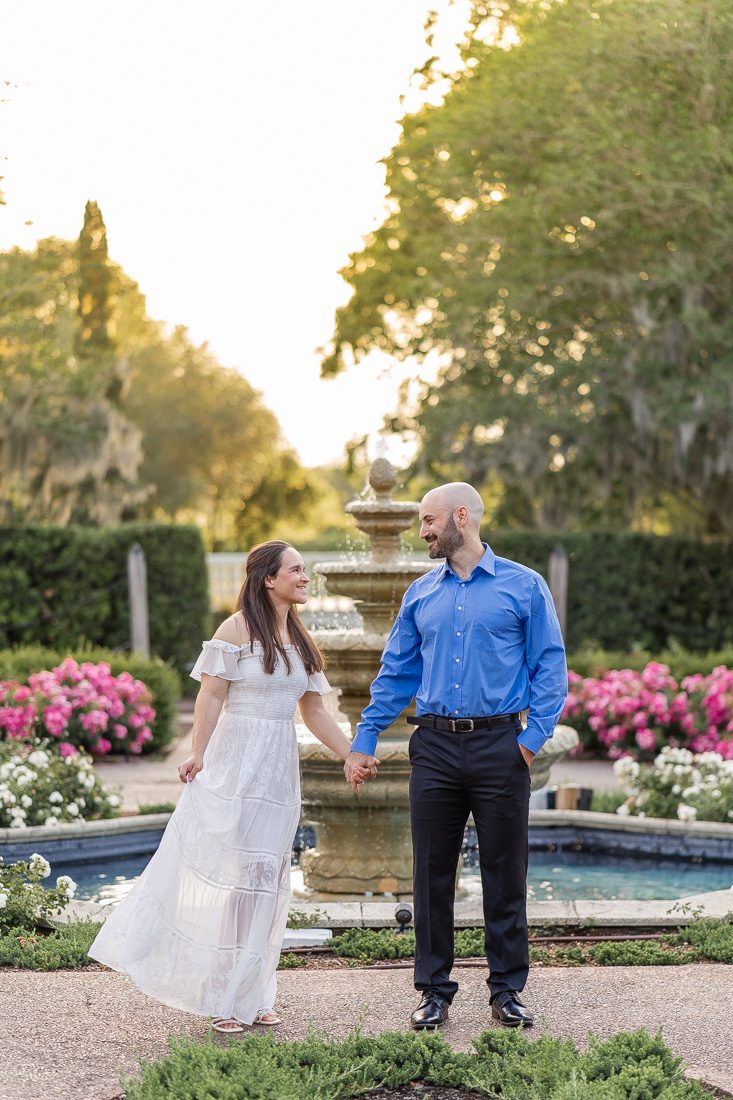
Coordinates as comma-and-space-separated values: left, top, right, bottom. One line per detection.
253, 1009, 281, 1026
212, 1016, 244, 1034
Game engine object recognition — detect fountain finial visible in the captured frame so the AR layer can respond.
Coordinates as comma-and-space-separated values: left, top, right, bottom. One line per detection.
368, 457, 397, 502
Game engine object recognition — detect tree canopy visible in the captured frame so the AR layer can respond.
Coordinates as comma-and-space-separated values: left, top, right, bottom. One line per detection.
0, 213, 317, 546
324, 0, 733, 534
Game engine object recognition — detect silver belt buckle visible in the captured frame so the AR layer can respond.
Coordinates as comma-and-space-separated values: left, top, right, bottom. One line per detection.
454, 718, 474, 733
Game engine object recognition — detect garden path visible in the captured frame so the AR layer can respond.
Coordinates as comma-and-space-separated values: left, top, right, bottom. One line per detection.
0, 963, 730, 1100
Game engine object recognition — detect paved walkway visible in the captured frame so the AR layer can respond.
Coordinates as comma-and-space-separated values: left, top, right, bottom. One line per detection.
1, 963, 731, 1100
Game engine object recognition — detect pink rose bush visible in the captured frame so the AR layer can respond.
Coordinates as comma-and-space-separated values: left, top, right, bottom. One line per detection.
0, 658, 156, 756
563, 662, 733, 761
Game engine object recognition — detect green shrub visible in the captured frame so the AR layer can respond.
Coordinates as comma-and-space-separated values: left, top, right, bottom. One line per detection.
490, 530, 733, 655
590, 788, 627, 814
138, 801, 176, 815
667, 914, 733, 963
122, 1027, 711, 1100
0, 739, 121, 827
0, 645, 180, 754
0, 920, 100, 969
0, 853, 79, 933
0, 524, 209, 677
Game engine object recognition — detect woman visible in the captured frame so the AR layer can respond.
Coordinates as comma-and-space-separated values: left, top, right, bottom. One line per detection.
88, 541, 375, 1032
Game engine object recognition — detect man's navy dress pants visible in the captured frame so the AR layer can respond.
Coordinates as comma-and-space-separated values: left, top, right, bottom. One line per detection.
408, 716, 531, 1003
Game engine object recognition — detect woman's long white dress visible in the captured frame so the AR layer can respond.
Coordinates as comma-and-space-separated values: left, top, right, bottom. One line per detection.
88, 638, 329, 1023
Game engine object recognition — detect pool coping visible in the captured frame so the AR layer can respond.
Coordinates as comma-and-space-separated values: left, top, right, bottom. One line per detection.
4, 807, 733, 846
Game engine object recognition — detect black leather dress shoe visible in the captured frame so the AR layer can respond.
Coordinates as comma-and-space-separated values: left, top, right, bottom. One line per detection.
490, 991, 533, 1028
411, 991, 449, 1030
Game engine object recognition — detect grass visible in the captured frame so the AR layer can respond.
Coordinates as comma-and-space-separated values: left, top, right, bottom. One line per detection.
0, 920, 101, 969
122, 1025, 715, 1099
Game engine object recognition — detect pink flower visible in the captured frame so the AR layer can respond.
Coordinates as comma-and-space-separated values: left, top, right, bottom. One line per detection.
58, 741, 78, 758
93, 737, 112, 755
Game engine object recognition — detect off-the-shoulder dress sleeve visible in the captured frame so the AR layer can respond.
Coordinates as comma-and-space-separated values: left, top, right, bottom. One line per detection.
304, 670, 331, 695
190, 640, 246, 682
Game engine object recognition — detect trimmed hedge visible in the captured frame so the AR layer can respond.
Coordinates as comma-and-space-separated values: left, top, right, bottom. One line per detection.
488, 530, 732, 653
0, 524, 209, 676
0, 645, 180, 754
567, 645, 733, 680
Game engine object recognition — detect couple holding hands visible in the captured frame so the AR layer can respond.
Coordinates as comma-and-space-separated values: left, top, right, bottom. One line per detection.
89, 482, 567, 1035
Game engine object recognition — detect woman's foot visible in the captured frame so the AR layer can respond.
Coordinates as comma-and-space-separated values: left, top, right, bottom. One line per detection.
212, 1016, 244, 1034
253, 1009, 281, 1026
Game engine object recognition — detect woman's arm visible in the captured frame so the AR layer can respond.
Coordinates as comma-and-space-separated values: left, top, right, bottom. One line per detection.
178, 614, 246, 783
178, 674, 228, 782
298, 692, 379, 793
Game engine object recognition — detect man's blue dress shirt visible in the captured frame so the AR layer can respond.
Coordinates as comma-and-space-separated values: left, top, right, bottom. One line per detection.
351, 544, 568, 757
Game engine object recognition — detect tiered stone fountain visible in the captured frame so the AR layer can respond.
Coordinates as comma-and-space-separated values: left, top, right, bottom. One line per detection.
297, 456, 578, 896
298, 457, 430, 895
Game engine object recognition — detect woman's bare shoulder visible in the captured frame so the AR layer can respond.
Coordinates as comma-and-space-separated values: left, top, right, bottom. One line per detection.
213, 611, 250, 646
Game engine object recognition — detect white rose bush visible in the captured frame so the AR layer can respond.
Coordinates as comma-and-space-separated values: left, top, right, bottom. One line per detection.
0, 738, 120, 828
0, 852, 77, 934
613, 747, 733, 823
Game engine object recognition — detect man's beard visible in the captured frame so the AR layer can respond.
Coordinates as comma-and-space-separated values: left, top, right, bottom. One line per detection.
426, 514, 464, 559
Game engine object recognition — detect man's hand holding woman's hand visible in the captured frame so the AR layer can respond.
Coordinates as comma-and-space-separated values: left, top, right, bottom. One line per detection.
344, 750, 380, 793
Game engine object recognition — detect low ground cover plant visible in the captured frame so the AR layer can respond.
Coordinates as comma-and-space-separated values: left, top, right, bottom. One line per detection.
0, 852, 101, 969
614, 747, 733, 823
122, 1026, 713, 1099
0, 738, 120, 827
323, 918, 733, 967
563, 661, 733, 760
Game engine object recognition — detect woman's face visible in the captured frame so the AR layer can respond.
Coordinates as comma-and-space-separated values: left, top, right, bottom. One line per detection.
267, 547, 309, 607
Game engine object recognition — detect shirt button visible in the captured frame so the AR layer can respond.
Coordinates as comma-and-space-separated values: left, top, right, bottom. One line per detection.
454, 684, 459, 689
457, 605, 462, 611
455, 657, 460, 663
454, 710, 459, 714
461, 583, 466, 587
456, 631, 461, 636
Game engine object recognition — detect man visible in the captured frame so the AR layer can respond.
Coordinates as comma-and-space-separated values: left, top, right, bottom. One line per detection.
344, 483, 567, 1030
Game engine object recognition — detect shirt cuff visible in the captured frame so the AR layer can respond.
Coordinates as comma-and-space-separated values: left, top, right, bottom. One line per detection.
517, 725, 551, 755
350, 728, 378, 756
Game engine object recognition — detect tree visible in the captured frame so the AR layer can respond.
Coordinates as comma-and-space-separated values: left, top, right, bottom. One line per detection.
0, 219, 317, 541
324, 0, 733, 534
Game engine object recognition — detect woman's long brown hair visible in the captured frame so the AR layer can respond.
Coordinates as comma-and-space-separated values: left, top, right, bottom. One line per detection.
236, 541, 324, 676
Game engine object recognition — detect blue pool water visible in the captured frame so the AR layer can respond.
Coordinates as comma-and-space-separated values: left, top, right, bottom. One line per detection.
55, 848, 733, 906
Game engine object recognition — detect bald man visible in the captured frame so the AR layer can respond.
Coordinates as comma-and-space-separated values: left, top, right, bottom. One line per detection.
345, 483, 567, 1030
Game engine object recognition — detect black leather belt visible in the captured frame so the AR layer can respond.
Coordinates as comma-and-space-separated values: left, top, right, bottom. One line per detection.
407, 712, 520, 734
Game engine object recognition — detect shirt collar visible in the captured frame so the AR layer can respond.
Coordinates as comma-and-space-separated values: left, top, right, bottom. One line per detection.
441, 543, 496, 580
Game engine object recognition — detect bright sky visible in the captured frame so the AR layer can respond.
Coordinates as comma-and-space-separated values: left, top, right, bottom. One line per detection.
0, 1, 467, 467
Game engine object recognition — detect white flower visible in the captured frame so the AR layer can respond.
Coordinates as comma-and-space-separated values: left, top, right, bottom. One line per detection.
29, 854, 51, 878
66, 803, 79, 817
107, 794, 120, 807
672, 784, 681, 795
27, 750, 49, 768
44, 817, 60, 828
616, 803, 631, 816
13, 767, 37, 788
0, 892, 7, 909
9, 816, 28, 830
677, 803, 698, 822
55, 875, 77, 898
20, 794, 32, 809
48, 791, 64, 805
